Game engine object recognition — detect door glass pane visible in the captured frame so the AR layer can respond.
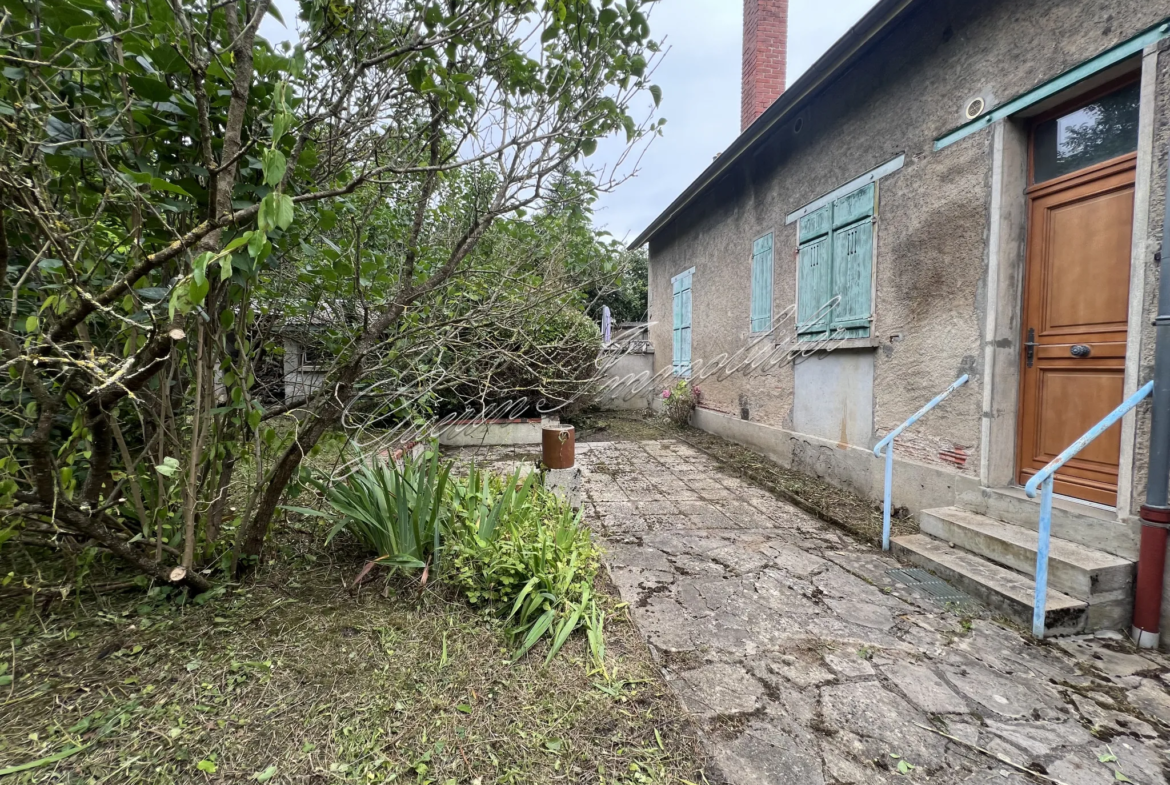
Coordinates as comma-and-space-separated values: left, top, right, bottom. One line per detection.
1034, 81, 1139, 183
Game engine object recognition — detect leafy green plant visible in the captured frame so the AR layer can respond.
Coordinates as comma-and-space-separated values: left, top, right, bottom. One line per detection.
291, 451, 452, 572
446, 472, 605, 668
661, 380, 701, 427
448, 463, 540, 542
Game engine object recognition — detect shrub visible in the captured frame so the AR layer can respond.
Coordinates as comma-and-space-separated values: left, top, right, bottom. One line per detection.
661, 379, 701, 427
292, 450, 452, 572
445, 468, 605, 668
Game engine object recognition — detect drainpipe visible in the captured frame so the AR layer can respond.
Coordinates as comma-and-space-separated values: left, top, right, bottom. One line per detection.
1132, 148, 1170, 649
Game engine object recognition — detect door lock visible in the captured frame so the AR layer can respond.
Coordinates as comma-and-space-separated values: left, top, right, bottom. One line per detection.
1025, 328, 1038, 368
1070, 344, 1092, 358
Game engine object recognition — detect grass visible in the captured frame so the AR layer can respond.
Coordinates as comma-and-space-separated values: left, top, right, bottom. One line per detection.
0, 531, 707, 784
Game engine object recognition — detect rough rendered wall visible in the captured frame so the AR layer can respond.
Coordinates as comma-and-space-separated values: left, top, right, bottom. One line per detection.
1130, 42, 1170, 515
648, 0, 1170, 487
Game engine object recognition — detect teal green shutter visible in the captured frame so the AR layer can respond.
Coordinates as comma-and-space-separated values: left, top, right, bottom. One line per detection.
750, 234, 774, 333
796, 184, 874, 340
672, 270, 693, 376
829, 184, 874, 338
797, 206, 832, 337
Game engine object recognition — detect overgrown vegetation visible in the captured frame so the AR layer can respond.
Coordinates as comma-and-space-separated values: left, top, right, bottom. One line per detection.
661, 380, 700, 427
0, 0, 663, 591
301, 452, 604, 667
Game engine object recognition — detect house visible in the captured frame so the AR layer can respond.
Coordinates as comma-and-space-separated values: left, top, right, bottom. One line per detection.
633, 0, 1170, 643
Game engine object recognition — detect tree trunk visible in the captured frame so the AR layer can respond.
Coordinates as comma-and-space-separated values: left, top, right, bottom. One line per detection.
231, 363, 360, 572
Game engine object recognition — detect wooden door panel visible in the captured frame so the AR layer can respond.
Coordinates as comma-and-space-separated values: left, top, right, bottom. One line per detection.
1016, 155, 1135, 506
1041, 188, 1133, 334
1033, 367, 1124, 466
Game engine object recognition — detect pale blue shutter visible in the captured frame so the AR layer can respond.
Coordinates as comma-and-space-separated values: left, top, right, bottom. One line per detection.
750, 234, 774, 333
672, 271, 693, 376
829, 184, 874, 338
797, 205, 832, 338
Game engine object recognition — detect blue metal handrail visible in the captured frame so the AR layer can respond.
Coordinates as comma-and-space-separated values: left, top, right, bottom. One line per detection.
873, 374, 969, 551
1024, 379, 1154, 638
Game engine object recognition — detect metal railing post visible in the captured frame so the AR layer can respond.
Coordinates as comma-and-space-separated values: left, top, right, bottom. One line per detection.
1032, 476, 1054, 638
1025, 379, 1155, 638
873, 374, 969, 552
882, 444, 894, 551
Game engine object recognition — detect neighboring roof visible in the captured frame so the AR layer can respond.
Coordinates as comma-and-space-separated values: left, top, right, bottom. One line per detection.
630, 0, 925, 250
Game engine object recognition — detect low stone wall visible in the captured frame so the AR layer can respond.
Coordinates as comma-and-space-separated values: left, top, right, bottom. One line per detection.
437, 418, 552, 447
596, 351, 655, 411
691, 406, 980, 516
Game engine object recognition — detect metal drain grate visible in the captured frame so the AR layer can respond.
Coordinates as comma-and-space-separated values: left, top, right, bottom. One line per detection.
887, 568, 977, 609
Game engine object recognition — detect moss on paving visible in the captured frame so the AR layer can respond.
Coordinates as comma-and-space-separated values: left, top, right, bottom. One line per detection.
571, 411, 915, 546
0, 533, 706, 784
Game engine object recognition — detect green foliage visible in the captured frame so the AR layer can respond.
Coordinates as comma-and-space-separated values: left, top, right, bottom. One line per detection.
588, 247, 648, 324
445, 470, 604, 668
299, 453, 605, 667
0, 0, 663, 588
295, 450, 452, 571
448, 463, 540, 543
661, 380, 701, 427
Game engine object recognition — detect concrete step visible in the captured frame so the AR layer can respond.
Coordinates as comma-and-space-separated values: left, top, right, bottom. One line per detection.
919, 507, 1134, 604
891, 534, 1087, 636
956, 487, 1138, 560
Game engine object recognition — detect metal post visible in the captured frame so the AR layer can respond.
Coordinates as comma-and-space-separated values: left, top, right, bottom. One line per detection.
1032, 476, 1054, 639
1133, 144, 1170, 648
882, 445, 894, 551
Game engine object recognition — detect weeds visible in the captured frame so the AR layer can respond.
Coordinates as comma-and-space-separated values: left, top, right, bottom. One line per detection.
445, 470, 606, 669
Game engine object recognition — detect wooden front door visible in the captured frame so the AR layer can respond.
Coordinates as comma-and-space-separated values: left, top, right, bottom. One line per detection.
1016, 79, 1141, 506
1016, 155, 1135, 505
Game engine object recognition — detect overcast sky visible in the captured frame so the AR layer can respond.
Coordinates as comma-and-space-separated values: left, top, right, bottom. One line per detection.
259, 0, 880, 242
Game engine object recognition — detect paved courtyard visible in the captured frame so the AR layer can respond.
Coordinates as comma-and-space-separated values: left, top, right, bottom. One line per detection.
574, 438, 1170, 785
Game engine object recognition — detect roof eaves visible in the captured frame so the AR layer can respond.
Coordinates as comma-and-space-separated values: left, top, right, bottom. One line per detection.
629, 0, 925, 250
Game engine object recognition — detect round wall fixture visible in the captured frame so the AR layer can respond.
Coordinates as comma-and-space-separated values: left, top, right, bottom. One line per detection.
965, 97, 986, 120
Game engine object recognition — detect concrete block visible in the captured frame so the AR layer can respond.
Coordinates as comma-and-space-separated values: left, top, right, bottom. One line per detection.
957, 486, 1140, 560
544, 466, 582, 510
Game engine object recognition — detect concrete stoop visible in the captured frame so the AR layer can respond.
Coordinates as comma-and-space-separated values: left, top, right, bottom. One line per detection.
892, 506, 1135, 636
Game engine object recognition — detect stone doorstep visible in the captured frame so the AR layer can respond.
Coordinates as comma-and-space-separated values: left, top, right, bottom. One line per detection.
891, 534, 1088, 636
919, 507, 1135, 601
957, 487, 1138, 561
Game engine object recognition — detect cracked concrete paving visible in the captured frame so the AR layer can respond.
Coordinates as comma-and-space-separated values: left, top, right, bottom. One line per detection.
573, 439, 1170, 785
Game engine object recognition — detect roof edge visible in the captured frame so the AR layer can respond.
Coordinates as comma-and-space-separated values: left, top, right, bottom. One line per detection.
629, 0, 923, 250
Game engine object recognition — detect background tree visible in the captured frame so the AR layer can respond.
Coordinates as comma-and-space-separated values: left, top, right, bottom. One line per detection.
0, 0, 663, 588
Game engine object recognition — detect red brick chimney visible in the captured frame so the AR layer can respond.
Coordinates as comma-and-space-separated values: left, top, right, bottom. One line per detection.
741, 0, 789, 131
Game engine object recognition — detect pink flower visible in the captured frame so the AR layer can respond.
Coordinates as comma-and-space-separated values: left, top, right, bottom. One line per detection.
662, 389, 671, 399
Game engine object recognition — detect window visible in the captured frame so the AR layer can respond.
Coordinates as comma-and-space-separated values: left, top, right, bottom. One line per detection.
672, 268, 693, 376
750, 233, 774, 332
1032, 80, 1139, 183
796, 182, 874, 340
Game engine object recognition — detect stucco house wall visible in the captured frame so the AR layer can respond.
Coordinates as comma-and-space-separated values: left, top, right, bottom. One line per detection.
647, 0, 1170, 530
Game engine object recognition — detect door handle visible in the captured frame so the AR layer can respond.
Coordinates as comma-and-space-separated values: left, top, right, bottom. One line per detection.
1025, 328, 1037, 368
1070, 344, 1092, 358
